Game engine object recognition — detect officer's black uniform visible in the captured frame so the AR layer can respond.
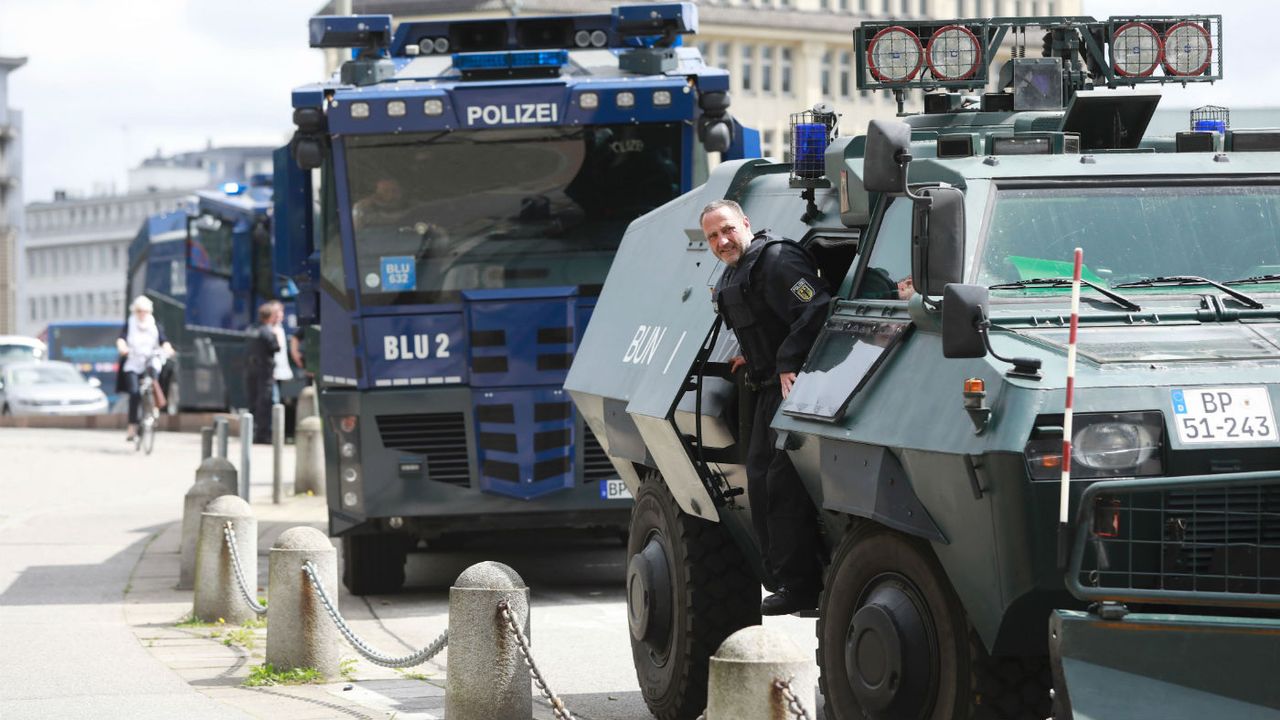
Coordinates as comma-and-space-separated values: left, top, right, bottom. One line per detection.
244, 323, 280, 444
714, 229, 830, 598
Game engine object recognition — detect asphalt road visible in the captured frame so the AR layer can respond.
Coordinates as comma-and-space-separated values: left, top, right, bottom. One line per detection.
0, 426, 823, 720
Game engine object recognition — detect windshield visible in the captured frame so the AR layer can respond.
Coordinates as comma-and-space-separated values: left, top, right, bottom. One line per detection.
978, 185, 1280, 296
8, 364, 86, 386
0, 344, 42, 364
345, 124, 682, 305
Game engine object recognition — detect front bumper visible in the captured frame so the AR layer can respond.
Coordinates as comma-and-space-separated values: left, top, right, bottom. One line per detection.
1049, 609, 1280, 719
10, 400, 110, 416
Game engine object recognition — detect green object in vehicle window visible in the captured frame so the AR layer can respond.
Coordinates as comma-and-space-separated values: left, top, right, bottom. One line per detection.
1007, 255, 1105, 284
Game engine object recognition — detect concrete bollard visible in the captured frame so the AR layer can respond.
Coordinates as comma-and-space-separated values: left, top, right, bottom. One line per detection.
195, 450, 238, 497
178, 476, 233, 590
294, 415, 325, 496
446, 561, 532, 720
296, 384, 318, 422
266, 527, 340, 677
193, 495, 258, 624
705, 625, 817, 720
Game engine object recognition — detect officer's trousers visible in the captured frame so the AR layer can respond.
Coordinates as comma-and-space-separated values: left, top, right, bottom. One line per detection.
746, 385, 821, 592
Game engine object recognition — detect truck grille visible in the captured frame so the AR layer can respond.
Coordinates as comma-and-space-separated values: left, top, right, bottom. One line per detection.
582, 427, 616, 482
375, 412, 470, 487
1077, 479, 1280, 602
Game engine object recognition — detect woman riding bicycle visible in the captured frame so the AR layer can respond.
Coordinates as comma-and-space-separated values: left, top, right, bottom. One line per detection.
116, 296, 174, 442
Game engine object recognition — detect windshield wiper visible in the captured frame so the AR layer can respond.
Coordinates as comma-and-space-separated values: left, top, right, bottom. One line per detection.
1113, 275, 1263, 309
1224, 273, 1280, 286
988, 277, 1141, 312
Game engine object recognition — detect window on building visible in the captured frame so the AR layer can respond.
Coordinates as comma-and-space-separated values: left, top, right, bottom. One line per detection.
1029, 0, 1038, 13
761, 46, 774, 93
920, 0, 929, 14
763, 129, 776, 158
29, 299, 36, 322
51, 296, 59, 318
716, 42, 730, 71
741, 45, 754, 92
839, 51, 852, 96
975, 0, 985, 17
957, 0, 967, 15
1047, 0, 1055, 14
821, 51, 834, 96
111, 245, 119, 269
882, 0, 891, 13
780, 48, 793, 94
820, 0, 830, 8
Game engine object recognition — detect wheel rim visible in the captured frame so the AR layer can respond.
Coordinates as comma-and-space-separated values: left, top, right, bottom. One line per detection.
844, 572, 940, 719
627, 529, 674, 660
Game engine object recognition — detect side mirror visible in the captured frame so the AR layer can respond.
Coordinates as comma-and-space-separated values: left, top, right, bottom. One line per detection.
911, 185, 966, 297
942, 284, 989, 358
88, 377, 103, 389
863, 119, 913, 193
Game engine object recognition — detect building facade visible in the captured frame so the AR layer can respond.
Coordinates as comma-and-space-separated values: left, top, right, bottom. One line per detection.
16, 145, 274, 337
323, 0, 1082, 160
0, 55, 26, 336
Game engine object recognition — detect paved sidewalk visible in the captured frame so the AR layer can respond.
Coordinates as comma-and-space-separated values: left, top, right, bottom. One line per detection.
123, 492, 583, 720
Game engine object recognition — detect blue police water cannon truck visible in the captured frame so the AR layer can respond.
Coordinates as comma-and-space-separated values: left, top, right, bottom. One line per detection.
278, 3, 759, 594
128, 175, 305, 412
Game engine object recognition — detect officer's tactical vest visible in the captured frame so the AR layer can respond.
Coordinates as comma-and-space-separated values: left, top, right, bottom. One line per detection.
714, 232, 812, 384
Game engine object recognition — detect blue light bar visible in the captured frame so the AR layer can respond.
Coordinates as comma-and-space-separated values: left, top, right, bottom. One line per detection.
453, 50, 569, 71
222, 182, 246, 195
309, 15, 392, 49
510, 50, 569, 68
453, 52, 511, 71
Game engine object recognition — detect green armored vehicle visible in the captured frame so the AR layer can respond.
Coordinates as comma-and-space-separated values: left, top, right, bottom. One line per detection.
566, 13, 1280, 720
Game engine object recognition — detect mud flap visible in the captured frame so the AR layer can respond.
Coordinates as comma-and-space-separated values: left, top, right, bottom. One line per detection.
1049, 610, 1280, 719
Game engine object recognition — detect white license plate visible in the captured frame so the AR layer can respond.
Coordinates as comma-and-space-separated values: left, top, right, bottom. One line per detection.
601, 479, 633, 500
1171, 387, 1277, 444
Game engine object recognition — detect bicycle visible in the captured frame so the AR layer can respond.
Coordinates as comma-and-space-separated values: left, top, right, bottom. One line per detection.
135, 351, 167, 455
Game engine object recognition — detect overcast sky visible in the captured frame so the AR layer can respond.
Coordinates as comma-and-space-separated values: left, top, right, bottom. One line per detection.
1, 0, 1276, 203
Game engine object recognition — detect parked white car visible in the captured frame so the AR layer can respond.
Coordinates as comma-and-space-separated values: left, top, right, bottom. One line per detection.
0, 335, 46, 369
0, 361, 110, 416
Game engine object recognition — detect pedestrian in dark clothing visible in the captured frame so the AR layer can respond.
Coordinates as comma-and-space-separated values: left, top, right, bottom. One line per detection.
245, 303, 280, 444
705, 199, 830, 616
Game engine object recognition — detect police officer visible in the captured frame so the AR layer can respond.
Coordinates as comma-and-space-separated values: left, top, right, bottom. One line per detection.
244, 302, 280, 444
704, 199, 829, 615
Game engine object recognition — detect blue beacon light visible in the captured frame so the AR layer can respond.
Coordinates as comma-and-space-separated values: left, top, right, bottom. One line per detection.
792, 123, 828, 179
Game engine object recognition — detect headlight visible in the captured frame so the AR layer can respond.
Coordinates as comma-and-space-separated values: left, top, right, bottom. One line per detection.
1024, 411, 1164, 480
1074, 421, 1159, 471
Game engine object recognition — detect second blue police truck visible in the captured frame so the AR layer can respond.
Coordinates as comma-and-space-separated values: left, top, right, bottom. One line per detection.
280, 3, 758, 593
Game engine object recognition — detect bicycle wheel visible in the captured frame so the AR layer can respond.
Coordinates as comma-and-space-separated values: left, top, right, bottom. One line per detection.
142, 416, 156, 455
137, 378, 154, 453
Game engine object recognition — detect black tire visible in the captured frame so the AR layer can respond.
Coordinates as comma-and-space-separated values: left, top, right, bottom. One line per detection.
818, 526, 1050, 720
342, 533, 409, 595
628, 472, 760, 720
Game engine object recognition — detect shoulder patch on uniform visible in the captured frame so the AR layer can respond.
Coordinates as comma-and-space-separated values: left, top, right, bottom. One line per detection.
791, 278, 816, 302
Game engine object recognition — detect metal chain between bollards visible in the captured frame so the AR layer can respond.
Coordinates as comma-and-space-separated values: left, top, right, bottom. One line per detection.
774, 677, 813, 720
223, 523, 268, 616
301, 560, 448, 668
497, 599, 574, 720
